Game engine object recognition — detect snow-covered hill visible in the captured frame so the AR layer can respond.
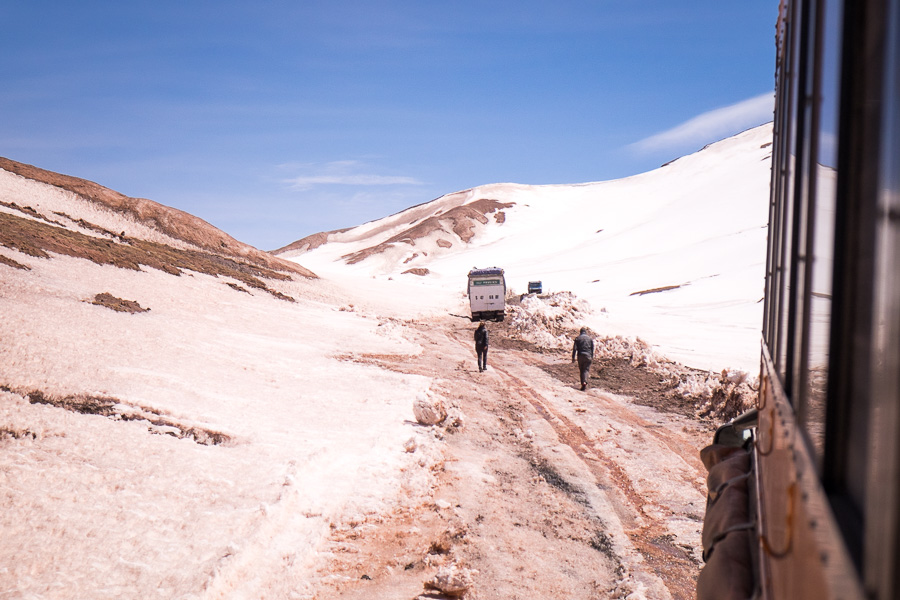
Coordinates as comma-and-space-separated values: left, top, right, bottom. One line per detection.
0, 162, 444, 598
0, 124, 772, 597
277, 124, 773, 372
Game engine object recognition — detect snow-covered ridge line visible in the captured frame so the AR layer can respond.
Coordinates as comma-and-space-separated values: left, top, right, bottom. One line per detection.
0, 157, 315, 278
0, 125, 771, 597
286, 123, 774, 372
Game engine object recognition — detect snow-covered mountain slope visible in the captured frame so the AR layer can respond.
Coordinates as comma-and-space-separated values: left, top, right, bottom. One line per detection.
277, 124, 774, 372
0, 127, 770, 597
0, 163, 443, 598
0, 157, 316, 279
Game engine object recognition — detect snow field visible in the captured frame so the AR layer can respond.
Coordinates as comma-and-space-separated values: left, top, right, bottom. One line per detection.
0, 125, 773, 598
291, 125, 773, 373
0, 235, 446, 598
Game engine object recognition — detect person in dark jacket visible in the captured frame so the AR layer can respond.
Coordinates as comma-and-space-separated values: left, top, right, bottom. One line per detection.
474, 322, 489, 372
571, 327, 594, 391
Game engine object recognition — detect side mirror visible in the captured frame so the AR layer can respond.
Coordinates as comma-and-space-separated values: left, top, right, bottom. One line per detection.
712, 408, 758, 447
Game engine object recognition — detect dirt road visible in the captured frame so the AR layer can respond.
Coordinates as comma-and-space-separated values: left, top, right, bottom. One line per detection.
316, 314, 714, 600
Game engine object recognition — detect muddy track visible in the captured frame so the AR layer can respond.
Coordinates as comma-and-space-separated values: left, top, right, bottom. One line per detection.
513, 350, 710, 482
318, 316, 710, 599
447, 325, 703, 600
504, 371, 699, 599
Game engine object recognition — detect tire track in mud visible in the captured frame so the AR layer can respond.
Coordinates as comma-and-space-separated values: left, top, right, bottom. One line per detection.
586, 392, 709, 479
516, 351, 710, 492
324, 322, 629, 599
488, 364, 700, 600
338, 319, 702, 599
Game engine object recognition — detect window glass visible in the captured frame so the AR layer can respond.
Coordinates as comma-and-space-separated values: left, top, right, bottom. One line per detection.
802, 0, 843, 467
791, 0, 820, 413
871, 0, 900, 513
867, 0, 900, 582
776, 6, 803, 381
766, 3, 792, 353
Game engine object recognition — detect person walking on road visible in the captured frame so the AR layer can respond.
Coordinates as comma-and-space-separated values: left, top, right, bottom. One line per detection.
474, 322, 489, 372
572, 327, 594, 391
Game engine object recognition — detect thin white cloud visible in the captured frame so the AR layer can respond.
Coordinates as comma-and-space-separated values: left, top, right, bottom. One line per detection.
630, 92, 775, 154
282, 160, 423, 191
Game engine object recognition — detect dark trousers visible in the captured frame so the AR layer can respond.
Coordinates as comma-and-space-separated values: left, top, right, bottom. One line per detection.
476, 343, 488, 370
577, 354, 592, 386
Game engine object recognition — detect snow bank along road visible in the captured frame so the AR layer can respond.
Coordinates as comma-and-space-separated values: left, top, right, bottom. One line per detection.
317, 313, 713, 600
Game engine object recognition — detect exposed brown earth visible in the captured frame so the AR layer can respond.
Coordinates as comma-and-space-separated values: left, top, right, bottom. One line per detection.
0, 253, 29, 270
629, 285, 683, 297
341, 199, 514, 265
0, 157, 315, 279
90, 292, 150, 313
271, 227, 353, 255
0, 209, 296, 301
3, 387, 231, 446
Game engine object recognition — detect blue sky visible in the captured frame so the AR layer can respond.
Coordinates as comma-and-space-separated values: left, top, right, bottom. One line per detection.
1, 1, 775, 250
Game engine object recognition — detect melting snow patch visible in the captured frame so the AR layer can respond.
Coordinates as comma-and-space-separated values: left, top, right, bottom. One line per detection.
507, 292, 594, 349
507, 292, 758, 421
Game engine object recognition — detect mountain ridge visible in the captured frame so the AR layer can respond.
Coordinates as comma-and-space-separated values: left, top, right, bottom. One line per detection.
0, 157, 315, 279
280, 123, 774, 372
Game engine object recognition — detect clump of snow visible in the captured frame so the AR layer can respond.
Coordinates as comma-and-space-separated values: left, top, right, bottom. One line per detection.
414, 392, 447, 425
508, 292, 758, 421
424, 564, 478, 597
676, 369, 757, 422
506, 292, 593, 349
623, 581, 650, 600
594, 334, 666, 368
442, 403, 466, 431
413, 389, 466, 431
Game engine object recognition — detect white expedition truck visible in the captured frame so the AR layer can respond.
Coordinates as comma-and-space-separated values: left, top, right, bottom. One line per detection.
467, 267, 506, 321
